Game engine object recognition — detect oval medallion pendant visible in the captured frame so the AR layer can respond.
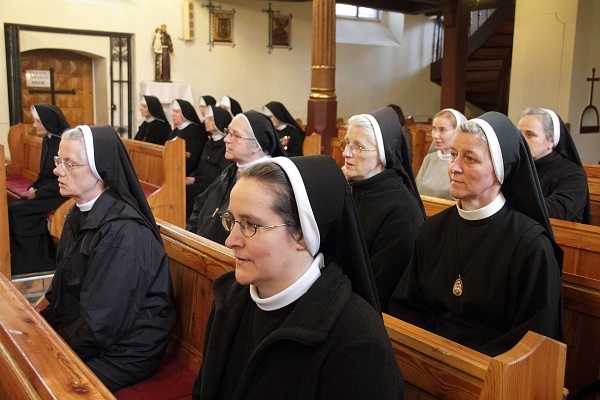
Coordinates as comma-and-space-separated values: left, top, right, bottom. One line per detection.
453, 276, 463, 296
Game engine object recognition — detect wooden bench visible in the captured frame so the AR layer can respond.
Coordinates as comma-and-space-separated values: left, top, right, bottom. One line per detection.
406, 120, 433, 176
420, 194, 600, 398
120, 137, 186, 228
302, 132, 322, 156
0, 146, 11, 278
584, 163, 600, 226
5, 124, 43, 202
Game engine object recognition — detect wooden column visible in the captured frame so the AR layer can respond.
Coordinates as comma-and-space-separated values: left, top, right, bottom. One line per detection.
305, 0, 337, 155
0, 146, 9, 278
440, 0, 470, 113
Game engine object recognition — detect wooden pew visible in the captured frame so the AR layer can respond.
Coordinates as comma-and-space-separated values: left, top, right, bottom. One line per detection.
154, 220, 567, 400
584, 163, 600, 226
420, 195, 600, 398
409, 124, 433, 176
0, 146, 11, 278
302, 132, 322, 156
121, 137, 186, 228
0, 272, 115, 399
5, 124, 43, 202
384, 315, 566, 399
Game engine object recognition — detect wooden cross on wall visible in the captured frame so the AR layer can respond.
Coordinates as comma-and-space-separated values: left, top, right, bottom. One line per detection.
28, 67, 75, 105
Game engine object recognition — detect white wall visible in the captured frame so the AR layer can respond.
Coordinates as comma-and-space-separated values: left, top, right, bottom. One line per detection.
509, 0, 600, 163
0, 0, 442, 156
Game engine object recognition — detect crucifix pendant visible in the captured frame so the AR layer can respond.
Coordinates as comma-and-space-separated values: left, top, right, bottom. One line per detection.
453, 275, 463, 296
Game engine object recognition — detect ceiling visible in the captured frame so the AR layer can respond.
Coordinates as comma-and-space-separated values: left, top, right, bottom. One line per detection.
261, 0, 515, 15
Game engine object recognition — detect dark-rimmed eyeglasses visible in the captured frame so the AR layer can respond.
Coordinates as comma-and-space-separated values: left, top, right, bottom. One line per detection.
337, 140, 377, 155
221, 212, 292, 238
224, 128, 256, 141
54, 156, 88, 171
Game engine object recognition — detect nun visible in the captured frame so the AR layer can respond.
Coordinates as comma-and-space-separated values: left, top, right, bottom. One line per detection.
9, 103, 70, 275
186, 110, 286, 245
217, 95, 243, 117
192, 155, 403, 399
342, 106, 426, 313
416, 108, 467, 200
134, 95, 171, 145
390, 112, 563, 357
169, 98, 207, 175
517, 107, 591, 223
197, 95, 217, 122
40, 125, 175, 392
262, 101, 306, 156
185, 105, 234, 219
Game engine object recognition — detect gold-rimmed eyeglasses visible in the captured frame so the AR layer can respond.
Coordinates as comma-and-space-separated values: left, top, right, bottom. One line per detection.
337, 140, 377, 155
53, 156, 88, 171
221, 212, 292, 238
224, 128, 256, 141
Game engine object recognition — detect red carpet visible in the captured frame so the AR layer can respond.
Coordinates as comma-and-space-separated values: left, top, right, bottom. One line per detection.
114, 355, 196, 400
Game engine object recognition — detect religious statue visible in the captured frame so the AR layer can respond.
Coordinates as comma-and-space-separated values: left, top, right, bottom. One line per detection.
153, 24, 174, 82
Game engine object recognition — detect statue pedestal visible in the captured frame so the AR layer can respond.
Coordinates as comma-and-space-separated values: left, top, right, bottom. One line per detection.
139, 81, 195, 124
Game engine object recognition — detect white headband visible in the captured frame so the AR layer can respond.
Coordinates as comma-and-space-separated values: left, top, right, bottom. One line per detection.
219, 96, 231, 109
470, 118, 504, 184
541, 108, 560, 148
360, 114, 387, 166
78, 125, 103, 181
269, 157, 320, 256
441, 108, 467, 127
198, 97, 206, 107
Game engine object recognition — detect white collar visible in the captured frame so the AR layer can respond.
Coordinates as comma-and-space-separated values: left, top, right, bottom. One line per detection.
76, 192, 104, 212
250, 253, 323, 311
145, 116, 156, 123
437, 150, 452, 161
211, 132, 225, 141
237, 155, 270, 172
275, 123, 288, 131
457, 192, 506, 220
177, 121, 192, 130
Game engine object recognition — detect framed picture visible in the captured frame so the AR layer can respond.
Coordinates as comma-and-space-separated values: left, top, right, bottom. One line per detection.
212, 10, 234, 43
271, 14, 291, 48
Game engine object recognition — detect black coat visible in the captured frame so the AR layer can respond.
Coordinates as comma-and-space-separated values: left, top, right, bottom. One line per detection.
277, 124, 304, 157
192, 263, 403, 399
169, 124, 207, 175
41, 189, 175, 391
134, 119, 171, 145
349, 169, 424, 314
535, 150, 589, 223
186, 163, 238, 245
186, 137, 233, 219
9, 134, 68, 274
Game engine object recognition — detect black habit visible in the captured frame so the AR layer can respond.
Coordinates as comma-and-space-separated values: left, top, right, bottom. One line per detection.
9, 104, 70, 275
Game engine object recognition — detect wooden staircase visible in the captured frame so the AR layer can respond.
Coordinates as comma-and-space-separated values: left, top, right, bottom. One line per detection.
430, 7, 515, 114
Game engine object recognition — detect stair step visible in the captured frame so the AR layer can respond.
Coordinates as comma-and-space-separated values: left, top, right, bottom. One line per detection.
467, 59, 505, 69
467, 81, 500, 92
471, 47, 512, 59
467, 69, 501, 81
485, 34, 514, 47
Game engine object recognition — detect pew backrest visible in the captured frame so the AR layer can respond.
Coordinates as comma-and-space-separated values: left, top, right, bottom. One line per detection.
302, 132, 322, 156
122, 137, 187, 228
584, 163, 600, 226
0, 146, 10, 277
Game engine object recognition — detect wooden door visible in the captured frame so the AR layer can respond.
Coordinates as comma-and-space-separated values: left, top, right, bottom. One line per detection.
20, 49, 94, 133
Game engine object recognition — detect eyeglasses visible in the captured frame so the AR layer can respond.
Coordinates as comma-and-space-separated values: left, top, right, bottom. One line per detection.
54, 156, 88, 171
221, 212, 292, 238
224, 128, 256, 141
337, 140, 377, 155
431, 127, 454, 134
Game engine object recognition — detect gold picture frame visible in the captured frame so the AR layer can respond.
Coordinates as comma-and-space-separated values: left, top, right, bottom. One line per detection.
212, 10, 234, 43
271, 14, 292, 49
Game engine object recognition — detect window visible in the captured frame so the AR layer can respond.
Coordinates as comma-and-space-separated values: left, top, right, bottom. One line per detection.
336, 4, 379, 20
